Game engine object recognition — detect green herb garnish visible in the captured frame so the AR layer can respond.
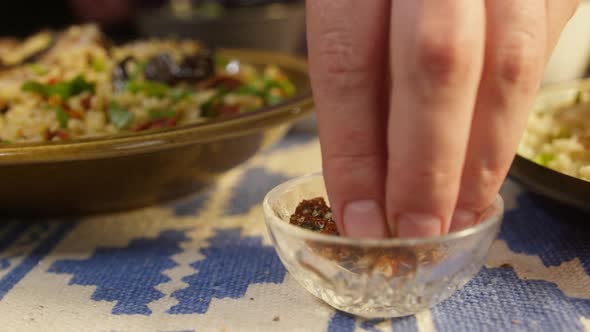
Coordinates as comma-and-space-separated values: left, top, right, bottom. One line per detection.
91, 58, 105, 72
234, 85, 264, 97
265, 93, 284, 106
69, 75, 96, 96
130, 61, 147, 80
27, 63, 48, 75
108, 101, 134, 129
265, 79, 296, 96
22, 75, 95, 100
533, 153, 555, 166
170, 88, 193, 103
126, 81, 169, 98
55, 106, 69, 129
201, 88, 229, 117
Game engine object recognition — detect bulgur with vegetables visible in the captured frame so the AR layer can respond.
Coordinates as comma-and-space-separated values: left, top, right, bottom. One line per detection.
518, 91, 590, 181
0, 25, 296, 144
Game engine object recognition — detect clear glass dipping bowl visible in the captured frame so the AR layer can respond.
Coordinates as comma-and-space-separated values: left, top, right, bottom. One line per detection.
263, 173, 504, 318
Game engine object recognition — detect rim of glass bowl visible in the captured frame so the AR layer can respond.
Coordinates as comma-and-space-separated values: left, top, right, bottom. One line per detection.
263, 172, 504, 247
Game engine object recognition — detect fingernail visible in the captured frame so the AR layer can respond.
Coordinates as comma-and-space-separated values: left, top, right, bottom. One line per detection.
449, 209, 477, 232
343, 200, 389, 238
397, 213, 441, 238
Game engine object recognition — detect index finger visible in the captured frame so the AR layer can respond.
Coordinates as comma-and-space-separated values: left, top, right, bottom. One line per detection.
307, 0, 391, 238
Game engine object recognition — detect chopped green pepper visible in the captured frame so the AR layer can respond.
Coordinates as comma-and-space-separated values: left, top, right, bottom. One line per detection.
22, 75, 95, 100
533, 153, 555, 166
170, 88, 193, 103
130, 61, 147, 81
265, 93, 284, 106
201, 88, 229, 118
126, 81, 169, 98
91, 58, 105, 72
108, 101, 134, 129
234, 85, 265, 97
55, 106, 69, 129
27, 63, 48, 75
69, 75, 96, 96
264, 79, 296, 96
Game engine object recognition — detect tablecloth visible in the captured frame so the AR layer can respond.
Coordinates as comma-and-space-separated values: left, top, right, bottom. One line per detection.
0, 129, 589, 332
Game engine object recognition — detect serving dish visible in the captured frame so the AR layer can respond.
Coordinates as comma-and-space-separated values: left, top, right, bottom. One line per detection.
510, 78, 590, 211
0, 48, 313, 216
264, 173, 504, 318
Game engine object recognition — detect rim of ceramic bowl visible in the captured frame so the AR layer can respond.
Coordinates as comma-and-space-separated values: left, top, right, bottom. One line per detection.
263, 172, 504, 247
0, 49, 313, 164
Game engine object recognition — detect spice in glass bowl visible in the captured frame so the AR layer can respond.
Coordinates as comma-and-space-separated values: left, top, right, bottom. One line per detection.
289, 197, 339, 235
289, 197, 444, 279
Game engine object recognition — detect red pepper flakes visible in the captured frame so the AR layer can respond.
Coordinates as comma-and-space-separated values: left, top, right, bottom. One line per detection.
132, 117, 178, 132
290, 197, 444, 279
290, 197, 339, 235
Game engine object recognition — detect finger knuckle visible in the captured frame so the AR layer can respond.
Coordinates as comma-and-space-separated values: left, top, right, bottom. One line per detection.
325, 136, 384, 173
494, 31, 540, 88
459, 163, 507, 210
414, 32, 475, 86
314, 30, 374, 91
390, 161, 456, 189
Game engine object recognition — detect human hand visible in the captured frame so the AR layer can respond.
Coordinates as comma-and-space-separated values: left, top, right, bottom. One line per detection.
306, 0, 579, 238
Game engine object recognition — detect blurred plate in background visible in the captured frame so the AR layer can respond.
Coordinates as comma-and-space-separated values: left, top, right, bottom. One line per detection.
136, 1, 306, 54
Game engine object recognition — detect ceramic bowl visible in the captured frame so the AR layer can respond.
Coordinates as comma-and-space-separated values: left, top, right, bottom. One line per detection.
0, 49, 313, 216
510, 78, 590, 211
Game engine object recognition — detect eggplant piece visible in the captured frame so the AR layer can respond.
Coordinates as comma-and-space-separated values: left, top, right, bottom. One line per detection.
175, 54, 215, 83
143, 52, 215, 85
112, 56, 135, 92
144, 53, 177, 84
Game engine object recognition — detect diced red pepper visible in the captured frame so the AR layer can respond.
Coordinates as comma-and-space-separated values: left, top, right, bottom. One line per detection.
56, 130, 70, 140
66, 108, 84, 120
81, 95, 92, 110
44, 130, 70, 141
132, 117, 178, 132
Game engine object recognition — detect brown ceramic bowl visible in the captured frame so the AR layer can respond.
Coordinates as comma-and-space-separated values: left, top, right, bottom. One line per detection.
509, 78, 590, 211
0, 49, 313, 216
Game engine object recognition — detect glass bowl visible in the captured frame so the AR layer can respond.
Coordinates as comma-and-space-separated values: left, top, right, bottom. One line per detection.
263, 173, 504, 318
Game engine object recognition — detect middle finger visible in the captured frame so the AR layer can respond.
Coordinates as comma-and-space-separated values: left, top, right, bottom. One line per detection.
387, 0, 486, 237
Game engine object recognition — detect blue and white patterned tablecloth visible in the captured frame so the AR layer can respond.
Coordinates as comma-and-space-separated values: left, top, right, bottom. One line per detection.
0, 129, 589, 332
